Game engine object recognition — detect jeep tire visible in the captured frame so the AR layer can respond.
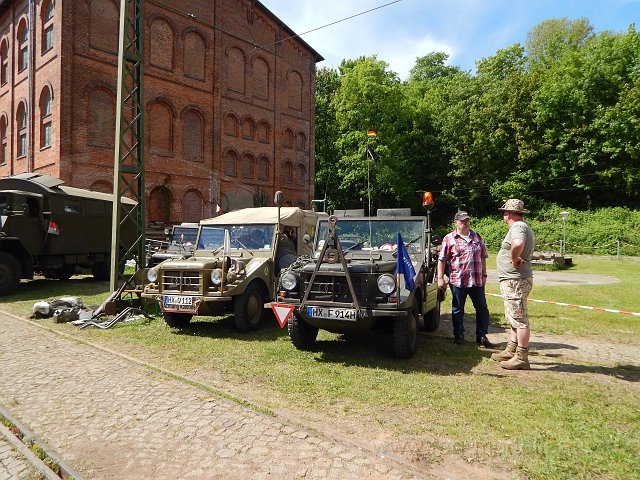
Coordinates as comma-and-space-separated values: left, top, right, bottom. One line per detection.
422, 295, 441, 332
163, 312, 193, 328
288, 312, 318, 350
0, 252, 20, 296
394, 302, 418, 358
233, 282, 265, 332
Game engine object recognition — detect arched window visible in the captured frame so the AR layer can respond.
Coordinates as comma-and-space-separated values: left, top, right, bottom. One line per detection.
296, 164, 306, 185
148, 101, 173, 155
183, 31, 205, 80
256, 122, 269, 144
183, 109, 203, 162
0, 39, 8, 85
41, 0, 55, 53
89, 0, 118, 53
241, 117, 253, 139
283, 128, 293, 149
287, 70, 303, 111
284, 161, 294, 183
258, 156, 269, 180
224, 150, 238, 176
242, 153, 254, 178
17, 102, 27, 157
296, 132, 306, 151
148, 186, 171, 223
17, 19, 28, 72
150, 18, 174, 71
226, 47, 245, 93
40, 86, 52, 148
224, 114, 238, 137
183, 190, 204, 223
252, 57, 269, 100
88, 88, 115, 147
0, 115, 7, 164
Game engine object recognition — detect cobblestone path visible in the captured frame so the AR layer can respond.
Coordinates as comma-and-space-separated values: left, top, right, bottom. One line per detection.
0, 312, 424, 480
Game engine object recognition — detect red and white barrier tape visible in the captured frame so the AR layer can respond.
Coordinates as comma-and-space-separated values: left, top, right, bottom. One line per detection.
487, 293, 640, 317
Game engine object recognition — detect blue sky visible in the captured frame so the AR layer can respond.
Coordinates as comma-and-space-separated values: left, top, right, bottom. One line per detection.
265, 0, 639, 79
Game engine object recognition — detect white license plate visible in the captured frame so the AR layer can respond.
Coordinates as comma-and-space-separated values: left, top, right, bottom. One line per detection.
163, 295, 197, 313
307, 306, 358, 321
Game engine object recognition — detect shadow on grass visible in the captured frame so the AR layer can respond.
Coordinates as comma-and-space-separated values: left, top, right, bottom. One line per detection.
7, 277, 108, 299
167, 314, 290, 343
542, 362, 640, 382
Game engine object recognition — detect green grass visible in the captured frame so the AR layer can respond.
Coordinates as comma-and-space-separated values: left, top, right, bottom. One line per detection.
2, 258, 640, 479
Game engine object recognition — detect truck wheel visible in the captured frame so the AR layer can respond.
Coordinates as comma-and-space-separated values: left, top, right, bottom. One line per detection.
233, 282, 265, 332
92, 260, 110, 281
394, 303, 418, 358
44, 265, 76, 280
92, 254, 125, 281
163, 312, 193, 328
422, 296, 441, 332
288, 312, 318, 350
0, 252, 20, 296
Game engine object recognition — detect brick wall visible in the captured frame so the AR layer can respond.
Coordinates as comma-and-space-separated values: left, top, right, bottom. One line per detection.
0, 0, 321, 224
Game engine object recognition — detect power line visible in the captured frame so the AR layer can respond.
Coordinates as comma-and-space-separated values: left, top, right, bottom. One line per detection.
257, 0, 405, 50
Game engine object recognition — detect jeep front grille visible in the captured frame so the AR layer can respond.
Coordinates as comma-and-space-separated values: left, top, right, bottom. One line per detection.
302, 272, 365, 303
161, 270, 203, 294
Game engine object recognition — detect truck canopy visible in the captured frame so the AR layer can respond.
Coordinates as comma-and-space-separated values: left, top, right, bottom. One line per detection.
0, 173, 136, 206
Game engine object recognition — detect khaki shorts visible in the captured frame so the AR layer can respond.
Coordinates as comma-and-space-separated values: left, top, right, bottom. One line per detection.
499, 277, 533, 329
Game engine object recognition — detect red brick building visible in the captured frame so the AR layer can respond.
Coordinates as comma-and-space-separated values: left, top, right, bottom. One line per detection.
0, 0, 322, 224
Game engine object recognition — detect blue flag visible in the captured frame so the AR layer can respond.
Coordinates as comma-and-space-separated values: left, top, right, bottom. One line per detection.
397, 232, 416, 292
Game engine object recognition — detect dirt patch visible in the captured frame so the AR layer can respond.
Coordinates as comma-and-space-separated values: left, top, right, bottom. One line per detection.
486, 269, 619, 286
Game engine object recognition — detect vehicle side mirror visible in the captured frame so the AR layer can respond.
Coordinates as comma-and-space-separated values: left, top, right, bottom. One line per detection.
274, 191, 284, 207
431, 234, 442, 247
303, 233, 311, 244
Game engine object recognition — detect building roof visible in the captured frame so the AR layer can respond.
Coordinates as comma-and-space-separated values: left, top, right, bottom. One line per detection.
254, 1, 324, 62
0, 0, 323, 62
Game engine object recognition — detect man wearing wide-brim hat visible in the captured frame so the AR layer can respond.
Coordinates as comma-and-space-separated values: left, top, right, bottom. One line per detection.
492, 199, 535, 370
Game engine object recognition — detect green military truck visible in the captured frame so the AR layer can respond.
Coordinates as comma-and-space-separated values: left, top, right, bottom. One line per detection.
273, 207, 445, 358
0, 173, 136, 295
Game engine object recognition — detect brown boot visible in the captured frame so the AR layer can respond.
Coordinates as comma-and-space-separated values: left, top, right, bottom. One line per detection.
501, 346, 531, 370
491, 340, 517, 361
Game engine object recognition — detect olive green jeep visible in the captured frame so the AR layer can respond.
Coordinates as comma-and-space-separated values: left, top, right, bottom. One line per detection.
273, 208, 444, 358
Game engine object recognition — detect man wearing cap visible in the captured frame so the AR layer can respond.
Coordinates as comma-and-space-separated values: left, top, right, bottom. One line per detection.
492, 199, 535, 370
437, 211, 495, 347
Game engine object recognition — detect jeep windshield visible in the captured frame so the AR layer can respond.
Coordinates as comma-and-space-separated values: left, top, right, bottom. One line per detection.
171, 226, 198, 246
316, 219, 424, 254
197, 224, 276, 251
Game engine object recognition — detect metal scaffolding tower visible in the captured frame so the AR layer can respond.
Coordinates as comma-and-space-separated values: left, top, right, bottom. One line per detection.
110, 0, 145, 292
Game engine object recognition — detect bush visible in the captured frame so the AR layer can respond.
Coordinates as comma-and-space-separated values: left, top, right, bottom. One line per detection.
462, 206, 640, 256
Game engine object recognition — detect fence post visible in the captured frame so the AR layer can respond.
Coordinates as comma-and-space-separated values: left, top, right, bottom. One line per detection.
617, 239, 620, 260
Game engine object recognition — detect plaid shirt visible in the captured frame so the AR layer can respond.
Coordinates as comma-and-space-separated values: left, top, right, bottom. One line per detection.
438, 229, 488, 288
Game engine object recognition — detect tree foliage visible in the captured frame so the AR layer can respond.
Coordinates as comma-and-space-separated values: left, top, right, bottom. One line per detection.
314, 20, 640, 223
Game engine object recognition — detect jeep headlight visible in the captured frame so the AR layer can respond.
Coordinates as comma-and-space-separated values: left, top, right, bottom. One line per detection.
211, 268, 222, 285
280, 272, 298, 291
377, 274, 396, 294
147, 268, 159, 283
